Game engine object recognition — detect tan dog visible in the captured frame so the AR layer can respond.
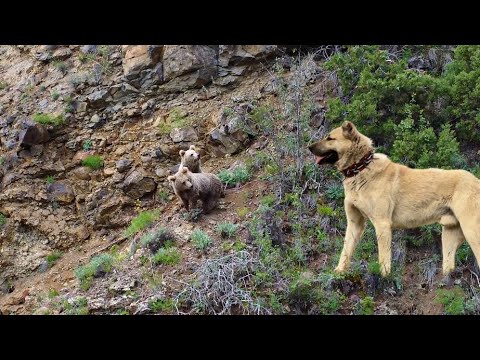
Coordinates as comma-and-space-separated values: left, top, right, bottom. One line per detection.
309, 121, 480, 277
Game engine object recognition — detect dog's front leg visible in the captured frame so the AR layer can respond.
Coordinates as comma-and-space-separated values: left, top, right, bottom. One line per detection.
335, 203, 366, 274
372, 220, 392, 277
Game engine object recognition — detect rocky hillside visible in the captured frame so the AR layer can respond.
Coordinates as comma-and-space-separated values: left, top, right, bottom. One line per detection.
1, 45, 478, 315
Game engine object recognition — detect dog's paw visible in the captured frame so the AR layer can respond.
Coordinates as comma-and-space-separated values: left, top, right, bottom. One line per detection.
334, 266, 346, 274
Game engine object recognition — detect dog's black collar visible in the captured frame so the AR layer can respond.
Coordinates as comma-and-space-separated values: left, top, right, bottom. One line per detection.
342, 151, 375, 178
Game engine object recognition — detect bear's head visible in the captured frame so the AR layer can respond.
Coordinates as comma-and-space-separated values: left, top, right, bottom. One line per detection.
179, 145, 200, 165
168, 167, 193, 191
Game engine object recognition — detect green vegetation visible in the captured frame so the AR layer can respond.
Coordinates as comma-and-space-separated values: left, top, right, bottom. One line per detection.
81, 155, 103, 169
218, 166, 251, 187
215, 222, 239, 239
74, 253, 116, 291
140, 227, 175, 254
356, 296, 375, 315
149, 298, 175, 312
153, 247, 181, 265
0, 213, 6, 228
32, 112, 64, 126
436, 287, 465, 315
191, 229, 212, 250
46, 252, 62, 268
125, 210, 160, 238
63, 297, 89, 315
46, 175, 55, 185
82, 139, 93, 151
158, 108, 191, 134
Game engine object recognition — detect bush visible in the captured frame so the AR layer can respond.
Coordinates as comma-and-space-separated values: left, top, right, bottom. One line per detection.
125, 210, 160, 238
0, 213, 6, 228
149, 298, 174, 313
324, 45, 480, 169
140, 227, 175, 254
46, 175, 55, 185
32, 112, 64, 126
356, 296, 375, 315
218, 166, 251, 187
436, 287, 465, 315
74, 253, 115, 291
191, 229, 212, 250
215, 222, 239, 239
153, 247, 181, 265
46, 252, 62, 268
81, 155, 103, 169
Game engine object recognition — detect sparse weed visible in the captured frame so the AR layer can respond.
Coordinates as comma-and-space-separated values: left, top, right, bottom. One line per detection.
46, 252, 62, 267
218, 166, 251, 187
215, 222, 239, 239
125, 210, 161, 238
153, 247, 181, 265
32, 112, 64, 126
191, 229, 212, 250
74, 253, 116, 291
81, 155, 103, 170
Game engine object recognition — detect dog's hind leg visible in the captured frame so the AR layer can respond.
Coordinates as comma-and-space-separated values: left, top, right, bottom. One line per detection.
441, 225, 464, 276
335, 203, 366, 274
371, 220, 392, 277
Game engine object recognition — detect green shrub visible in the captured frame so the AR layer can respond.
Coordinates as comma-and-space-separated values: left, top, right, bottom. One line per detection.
218, 166, 251, 187
51, 91, 60, 100
191, 229, 212, 250
81, 155, 103, 169
158, 108, 191, 134
0, 213, 6, 228
436, 287, 465, 315
32, 112, 64, 126
152, 247, 181, 265
149, 298, 174, 312
215, 222, 239, 239
46, 252, 62, 268
82, 140, 92, 151
125, 210, 160, 238
140, 227, 175, 254
74, 253, 115, 291
324, 45, 480, 169
357, 296, 375, 315
48, 288, 59, 298
46, 175, 55, 185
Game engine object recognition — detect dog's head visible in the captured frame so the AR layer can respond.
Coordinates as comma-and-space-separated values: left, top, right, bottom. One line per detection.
308, 121, 369, 167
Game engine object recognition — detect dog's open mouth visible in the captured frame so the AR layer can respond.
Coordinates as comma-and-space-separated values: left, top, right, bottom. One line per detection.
315, 151, 339, 165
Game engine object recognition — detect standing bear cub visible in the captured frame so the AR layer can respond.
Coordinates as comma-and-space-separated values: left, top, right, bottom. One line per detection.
179, 145, 202, 173
168, 167, 223, 213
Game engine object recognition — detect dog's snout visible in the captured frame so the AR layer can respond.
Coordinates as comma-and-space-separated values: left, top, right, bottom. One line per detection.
308, 143, 316, 152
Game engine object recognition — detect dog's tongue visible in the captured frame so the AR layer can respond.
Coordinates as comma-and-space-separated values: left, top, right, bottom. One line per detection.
315, 155, 325, 165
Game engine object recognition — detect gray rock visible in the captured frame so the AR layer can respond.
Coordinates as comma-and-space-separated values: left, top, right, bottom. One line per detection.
80, 45, 97, 54
87, 89, 110, 109
116, 159, 133, 173
18, 121, 50, 146
170, 127, 198, 143
121, 169, 156, 199
47, 182, 75, 204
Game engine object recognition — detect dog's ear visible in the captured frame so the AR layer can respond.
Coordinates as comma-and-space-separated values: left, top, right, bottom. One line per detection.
168, 175, 176, 181
189, 145, 196, 151
179, 150, 185, 156
182, 167, 189, 173
342, 121, 358, 139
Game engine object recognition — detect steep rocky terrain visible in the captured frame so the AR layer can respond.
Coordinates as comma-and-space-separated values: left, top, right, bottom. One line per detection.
1, 45, 477, 315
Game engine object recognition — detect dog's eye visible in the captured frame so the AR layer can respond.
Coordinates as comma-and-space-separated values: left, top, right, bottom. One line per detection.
326, 136, 335, 141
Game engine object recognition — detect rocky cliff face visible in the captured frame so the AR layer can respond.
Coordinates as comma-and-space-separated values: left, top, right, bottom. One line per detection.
0, 45, 280, 295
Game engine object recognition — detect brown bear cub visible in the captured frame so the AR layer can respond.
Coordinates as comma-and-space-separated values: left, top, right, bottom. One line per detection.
179, 145, 202, 173
168, 167, 223, 213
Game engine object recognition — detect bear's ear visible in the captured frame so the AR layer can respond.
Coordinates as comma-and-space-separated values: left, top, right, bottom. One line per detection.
168, 175, 176, 181
342, 121, 358, 139
179, 150, 185, 156
182, 167, 189, 173
189, 145, 196, 150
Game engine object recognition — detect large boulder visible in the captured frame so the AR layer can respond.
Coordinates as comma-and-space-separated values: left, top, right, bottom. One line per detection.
122, 45, 164, 81
120, 168, 156, 199
162, 45, 217, 90
47, 182, 75, 204
18, 120, 50, 147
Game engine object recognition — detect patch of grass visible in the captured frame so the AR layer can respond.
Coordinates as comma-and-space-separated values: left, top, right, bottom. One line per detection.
456, 243, 474, 266
140, 227, 175, 254
218, 166, 252, 187
125, 210, 160, 238
63, 297, 89, 315
152, 247, 181, 265
82, 139, 92, 151
215, 222, 239, 239
182, 208, 203, 222
325, 183, 344, 203
116, 309, 129, 315
46, 251, 62, 268
81, 155, 103, 170
356, 296, 375, 315
367, 261, 382, 276
260, 194, 277, 207
46, 175, 55, 185
52, 60, 68, 74
236, 207, 249, 219
191, 229, 212, 250
158, 108, 191, 135
317, 204, 335, 217
0, 213, 6, 228
74, 253, 115, 291
32, 112, 64, 126
48, 288, 59, 299
51, 91, 60, 100
157, 190, 169, 203
436, 287, 465, 315
0, 81, 8, 90
149, 298, 174, 313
